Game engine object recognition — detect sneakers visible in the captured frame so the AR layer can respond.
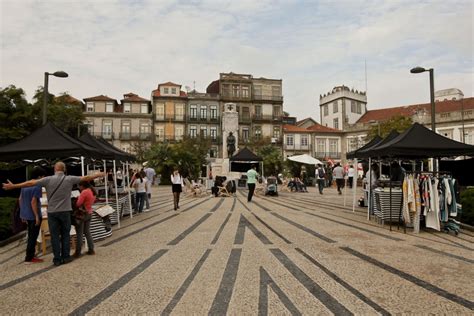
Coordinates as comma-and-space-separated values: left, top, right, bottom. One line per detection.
24, 257, 44, 264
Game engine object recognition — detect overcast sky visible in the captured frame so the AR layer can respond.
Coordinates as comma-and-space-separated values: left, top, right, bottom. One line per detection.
1, 0, 472, 121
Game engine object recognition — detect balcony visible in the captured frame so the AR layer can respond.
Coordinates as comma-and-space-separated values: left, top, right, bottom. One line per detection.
188, 115, 219, 122
315, 151, 341, 159
156, 114, 185, 121
118, 132, 152, 141
92, 132, 114, 140
284, 144, 311, 151
240, 115, 252, 123
253, 94, 283, 102
253, 114, 283, 121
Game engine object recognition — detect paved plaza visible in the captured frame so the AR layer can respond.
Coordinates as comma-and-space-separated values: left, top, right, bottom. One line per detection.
0, 185, 473, 315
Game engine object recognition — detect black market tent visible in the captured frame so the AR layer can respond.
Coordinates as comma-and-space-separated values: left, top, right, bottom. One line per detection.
79, 133, 134, 162
355, 130, 400, 159
369, 123, 474, 158
0, 122, 106, 161
229, 147, 263, 173
346, 136, 382, 159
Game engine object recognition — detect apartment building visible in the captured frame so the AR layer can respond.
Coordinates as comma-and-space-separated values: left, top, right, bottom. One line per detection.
83, 93, 152, 153
152, 82, 187, 142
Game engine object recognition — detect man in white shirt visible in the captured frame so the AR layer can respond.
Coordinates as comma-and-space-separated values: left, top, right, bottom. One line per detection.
348, 165, 355, 189
315, 164, 325, 194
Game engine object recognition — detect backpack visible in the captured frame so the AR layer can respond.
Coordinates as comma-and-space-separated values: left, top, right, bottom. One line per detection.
318, 168, 325, 178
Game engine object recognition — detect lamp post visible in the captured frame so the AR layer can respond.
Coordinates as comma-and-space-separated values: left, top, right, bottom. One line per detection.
410, 66, 436, 171
42, 71, 68, 125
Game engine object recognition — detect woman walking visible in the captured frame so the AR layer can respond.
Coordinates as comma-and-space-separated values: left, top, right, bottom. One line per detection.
171, 168, 183, 210
133, 171, 148, 213
74, 181, 96, 257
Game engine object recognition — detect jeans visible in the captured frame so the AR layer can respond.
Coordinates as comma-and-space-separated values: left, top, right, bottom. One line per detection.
247, 183, 256, 202
48, 211, 72, 265
145, 193, 150, 209
348, 177, 353, 188
317, 179, 325, 194
136, 192, 146, 212
336, 179, 345, 193
75, 213, 93, 254
25, 218, 42, 261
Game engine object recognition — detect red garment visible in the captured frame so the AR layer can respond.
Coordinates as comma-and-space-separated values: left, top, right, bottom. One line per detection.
76, 188, 95, 214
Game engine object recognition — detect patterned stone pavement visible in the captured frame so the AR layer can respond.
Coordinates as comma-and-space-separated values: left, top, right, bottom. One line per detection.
0, 185, 473, 315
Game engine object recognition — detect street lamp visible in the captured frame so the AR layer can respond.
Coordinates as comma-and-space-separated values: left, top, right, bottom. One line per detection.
410, 66, 436, 170
43, 71, 69, 125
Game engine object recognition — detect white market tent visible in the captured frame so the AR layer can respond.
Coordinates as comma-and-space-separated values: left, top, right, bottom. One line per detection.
288, 154, 323, 165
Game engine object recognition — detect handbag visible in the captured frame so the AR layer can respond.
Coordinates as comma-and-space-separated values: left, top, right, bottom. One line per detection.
71, 197, 88, 223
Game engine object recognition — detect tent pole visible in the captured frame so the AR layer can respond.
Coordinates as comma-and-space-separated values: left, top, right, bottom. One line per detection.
81, 156, 85, 176
367, 157, 372, 221
103, 160, 108, 205
113, 160, 120, 228
389, 159, 392, 232
86, 164, 89, 176
352, 158, 358, 212
126, 161, 133, 219
343, 176, 347, 207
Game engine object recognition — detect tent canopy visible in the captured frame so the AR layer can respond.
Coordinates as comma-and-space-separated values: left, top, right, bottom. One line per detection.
79, 133, 134, 161
346, 136, 382, 159
0, 122, 105, 161
288, 154, 323, 165
369, 123, 474, 158
355, 130, 400, 159
229, 147, 262, 162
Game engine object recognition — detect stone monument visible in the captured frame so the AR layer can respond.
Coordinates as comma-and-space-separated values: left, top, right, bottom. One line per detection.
222, 103, 239, 159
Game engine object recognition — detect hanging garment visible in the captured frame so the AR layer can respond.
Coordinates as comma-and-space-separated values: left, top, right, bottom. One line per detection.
422, 177, 430, 216
448, 179, 457, 217
439, 179, 448, 222
402, 178, 410, 224
426, 178, 440, 231
413, 177, 421, 233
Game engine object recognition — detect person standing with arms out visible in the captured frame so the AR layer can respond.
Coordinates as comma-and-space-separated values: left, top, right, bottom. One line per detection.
171, 168, 183, 210
132, 171, 148, 213
348, 165, 355, 189
74, 181, 96, 258
3, 162, 105, 266
316, 164, 325, 195
20, 166, 46, 264
246, 164, 259, 202
333, 163, 345, 195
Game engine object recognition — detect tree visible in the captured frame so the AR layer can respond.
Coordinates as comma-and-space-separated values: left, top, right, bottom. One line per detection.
366, 115, 413, 139
0, 85, 39, 145
256, 144, 283, 176
245, 136, 272, 152
130, 140, 151, 164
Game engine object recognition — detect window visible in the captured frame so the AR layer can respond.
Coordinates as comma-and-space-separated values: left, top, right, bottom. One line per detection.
189, 125, 197, 138
357, 102, 362, 114
86, 102, 94, 112
254, 85, 262, 96
242, 127, 249, 142
333, 118, 339, 129
121, 121, 131, 135
273, 106, 281, 118
139, 122, 150, 135
333, 101, 338, 113
286, 134, 294, 146
102, 121, 113, 139
156, 103, 164, 119
222, 84, 230, 96
175, 104, 184, 120
465, 129, 474, 145
210, 126, 217, 140
348, 137, 359, 152
242, 107, 250, 120
200, 126, 207, 138
241, 86, 249, 98
254, 126, 262, 139
329, 139, 338, 154
272, 86, 281, 96
190, 105, 198, 119
324, 104, 328, 116
273, 126, 280, 139
106, 102, 114, 113
210, 105, 218, 120
171, 87, 177, 94
254, 105, 261, 119
301, 135, 308, 147
316, 139, 326, 154
164, 87, 169, 94
156, 127, 164, 141
175, 126, 184, 140
232, 85, 239, 97
140, 104, 148, 114
200, 106, 207, 120
124, 103, 131, 113
85, 121, 93, 134
351, 100, 356, 113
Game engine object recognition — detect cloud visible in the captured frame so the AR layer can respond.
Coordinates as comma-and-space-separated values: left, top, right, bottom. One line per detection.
1, 0, 472, 121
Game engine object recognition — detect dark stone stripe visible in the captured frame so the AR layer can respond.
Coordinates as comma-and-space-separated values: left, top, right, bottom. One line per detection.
427, 231, 473, 251
230, 197, 236, 212
414, 245, 474, 264
295, 248, 390, 316
69, 249, 168, 316
210, 198, 225, 212
270, 248, 353, 315
234, 214, 272, 245
0, 266, 54, 291
161, 249, 212, 315
209, 248, 242, 315
238, 199, 292, 244
270, 212, 336, 244
168, 213, 213, 246
0, 249, 25, 265
102, 198, 211, 247
258, 266, 301, 316
341, 246, 474, 310
211, 213, 232, 245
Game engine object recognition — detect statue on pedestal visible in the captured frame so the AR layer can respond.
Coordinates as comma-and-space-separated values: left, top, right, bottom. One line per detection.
227, 132, 236, 157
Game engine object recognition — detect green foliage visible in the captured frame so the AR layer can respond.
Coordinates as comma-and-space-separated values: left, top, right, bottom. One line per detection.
460, 188, 474, 225
0, 197, 17, 240
245, 136, 272, 153
284, 159, 301, 177
145, 136, 211, 183
367, 115, 413, 139
256, 144, 282, 176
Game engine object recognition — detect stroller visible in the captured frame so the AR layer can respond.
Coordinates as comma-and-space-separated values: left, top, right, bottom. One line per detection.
265, 176, 278, 196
